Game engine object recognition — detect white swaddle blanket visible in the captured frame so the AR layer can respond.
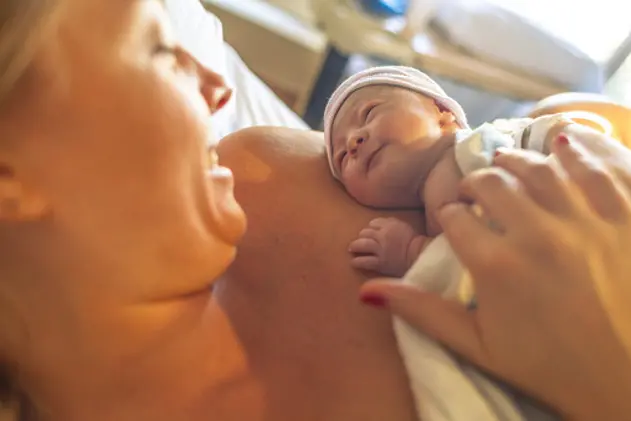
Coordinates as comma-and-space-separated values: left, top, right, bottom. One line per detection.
395, 124, 559, 421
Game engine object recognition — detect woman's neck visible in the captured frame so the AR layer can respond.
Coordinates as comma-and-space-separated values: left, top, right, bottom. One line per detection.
0, 229, 252, 421
31, 289, 256, 421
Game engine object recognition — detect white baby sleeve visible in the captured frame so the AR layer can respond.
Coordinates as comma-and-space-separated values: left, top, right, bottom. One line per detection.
491, 114, 574, 153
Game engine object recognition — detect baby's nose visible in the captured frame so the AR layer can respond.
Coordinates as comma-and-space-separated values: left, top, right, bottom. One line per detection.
348, 135, 365, 154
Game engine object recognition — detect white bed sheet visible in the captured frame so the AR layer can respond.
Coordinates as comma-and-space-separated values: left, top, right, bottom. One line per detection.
221, 44, 309, 138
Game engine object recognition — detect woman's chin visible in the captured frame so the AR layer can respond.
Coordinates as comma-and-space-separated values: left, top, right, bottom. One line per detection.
206, 166, 248, 245
216, 202, 247, 245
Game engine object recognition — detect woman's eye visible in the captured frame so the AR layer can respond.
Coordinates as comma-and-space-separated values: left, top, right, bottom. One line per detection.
154, 44, 178, 56
153, 45, 186, 73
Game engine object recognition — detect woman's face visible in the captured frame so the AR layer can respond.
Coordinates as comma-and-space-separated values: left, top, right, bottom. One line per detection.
1, 0, 246, 302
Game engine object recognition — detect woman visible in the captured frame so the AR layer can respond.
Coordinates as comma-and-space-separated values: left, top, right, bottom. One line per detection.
0, 1, 247, 419
0, 2, 416, 420
0, 1, 629, 421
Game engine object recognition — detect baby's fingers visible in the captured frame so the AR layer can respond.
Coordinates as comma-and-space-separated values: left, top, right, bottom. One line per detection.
368, 218, 388, 229
351, 255, 380, 272
358, 227, 379, 240
349, 238, 380, 255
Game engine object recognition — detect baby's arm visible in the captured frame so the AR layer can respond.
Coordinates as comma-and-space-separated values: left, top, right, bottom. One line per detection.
492, 114, 574, 155
349, 218, 431, 278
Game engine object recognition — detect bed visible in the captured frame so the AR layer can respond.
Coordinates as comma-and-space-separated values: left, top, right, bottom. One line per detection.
166, 0, 631, 149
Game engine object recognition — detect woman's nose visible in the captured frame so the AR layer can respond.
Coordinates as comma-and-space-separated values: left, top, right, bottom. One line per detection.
177, 48, 233, 114
199, 68, 233, 114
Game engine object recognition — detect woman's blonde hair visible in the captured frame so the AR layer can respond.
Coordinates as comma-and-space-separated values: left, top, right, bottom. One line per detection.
0, 0, 57, 105
0, 2, 57, 419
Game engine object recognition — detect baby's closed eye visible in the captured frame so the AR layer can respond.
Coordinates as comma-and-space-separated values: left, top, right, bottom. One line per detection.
364, 104, 378, 123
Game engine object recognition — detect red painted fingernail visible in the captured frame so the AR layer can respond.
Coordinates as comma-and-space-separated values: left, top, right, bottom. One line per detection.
360, 294, 387, 308
494, 150, 502, 158
557, 133, 570, 145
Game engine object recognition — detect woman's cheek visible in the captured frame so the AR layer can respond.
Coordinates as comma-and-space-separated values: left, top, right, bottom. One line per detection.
175, 73, 209, 118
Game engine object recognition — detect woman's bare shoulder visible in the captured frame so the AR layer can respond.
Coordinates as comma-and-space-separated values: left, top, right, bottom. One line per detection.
218, 126, 362, 220
215, 127, 420, 421
219, 126, 324, 165
218, 126, 421, 280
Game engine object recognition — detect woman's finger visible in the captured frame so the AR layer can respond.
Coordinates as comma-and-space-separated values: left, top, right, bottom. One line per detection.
359, 280, 486, 367
494, 148, 574, 216
459, 167, 545, 232
553, 134, 631, 223
438, 203, 503, 274
349, 238, 379, 254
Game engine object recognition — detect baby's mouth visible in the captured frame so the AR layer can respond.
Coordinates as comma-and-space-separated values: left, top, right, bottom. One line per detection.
365, 145, 384, 172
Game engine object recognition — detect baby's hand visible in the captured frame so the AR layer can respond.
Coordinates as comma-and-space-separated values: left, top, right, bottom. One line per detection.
349, 218, 424, 277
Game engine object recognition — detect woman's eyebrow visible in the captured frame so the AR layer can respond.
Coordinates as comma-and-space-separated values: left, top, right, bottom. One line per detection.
138, 1, 172, 44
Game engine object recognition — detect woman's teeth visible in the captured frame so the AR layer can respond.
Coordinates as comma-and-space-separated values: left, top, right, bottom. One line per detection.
208, 149, 219, 169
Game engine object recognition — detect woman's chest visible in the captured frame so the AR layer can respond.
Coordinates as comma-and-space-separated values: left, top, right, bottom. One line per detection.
214, 209, 421, 421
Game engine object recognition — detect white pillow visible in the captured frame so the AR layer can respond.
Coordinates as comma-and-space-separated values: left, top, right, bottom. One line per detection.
433, 0, 601, 91
166, 0, 308, 139
165, 0, 234, 140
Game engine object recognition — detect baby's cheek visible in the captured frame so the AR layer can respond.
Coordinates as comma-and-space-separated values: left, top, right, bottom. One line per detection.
342, 171, 364, 196
399, 111, 441, 138
423, 122, 445, 141
374, 115, 417, 141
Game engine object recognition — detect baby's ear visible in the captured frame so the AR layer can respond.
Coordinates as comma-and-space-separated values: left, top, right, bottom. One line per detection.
438, 109, 458, 131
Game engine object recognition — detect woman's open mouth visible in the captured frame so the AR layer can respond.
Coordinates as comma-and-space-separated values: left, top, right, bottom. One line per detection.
208, 148, 219, 169
206, 148, 231, 176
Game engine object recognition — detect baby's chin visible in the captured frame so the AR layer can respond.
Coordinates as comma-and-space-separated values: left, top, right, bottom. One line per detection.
354, 192, 421, 209
345, 169, 423, 208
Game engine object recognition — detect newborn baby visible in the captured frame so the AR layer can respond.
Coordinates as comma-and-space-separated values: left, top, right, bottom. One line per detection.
324, 66, 570, 279
324, 66, 566, 421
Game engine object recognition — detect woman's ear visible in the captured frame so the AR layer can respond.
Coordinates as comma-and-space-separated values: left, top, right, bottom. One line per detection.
0, 164, 49, 222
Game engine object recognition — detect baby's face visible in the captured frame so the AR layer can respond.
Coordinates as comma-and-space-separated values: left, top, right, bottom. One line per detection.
330, 86, 460, 208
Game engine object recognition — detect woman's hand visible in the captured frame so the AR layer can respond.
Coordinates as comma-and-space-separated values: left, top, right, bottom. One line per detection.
360, 133, 631, 420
